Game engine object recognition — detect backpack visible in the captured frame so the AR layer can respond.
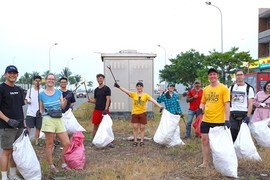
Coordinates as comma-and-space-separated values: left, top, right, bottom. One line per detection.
230, 82, 255, 113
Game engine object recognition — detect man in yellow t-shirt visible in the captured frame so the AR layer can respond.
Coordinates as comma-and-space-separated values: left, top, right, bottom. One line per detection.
198, 68, 230, 168
114, 82, 163, 147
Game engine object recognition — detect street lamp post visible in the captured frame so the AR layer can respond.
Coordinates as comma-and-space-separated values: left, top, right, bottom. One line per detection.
157, 44, 167, 88
205, 1, 223, 53
49, 43, 58, 72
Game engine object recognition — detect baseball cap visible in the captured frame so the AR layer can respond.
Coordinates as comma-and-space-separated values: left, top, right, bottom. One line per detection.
167, 83, 175, 87
5, 65, 18, 73
136, 82, 144, 87
194, 80, 201, 84
208, 68, 218, 75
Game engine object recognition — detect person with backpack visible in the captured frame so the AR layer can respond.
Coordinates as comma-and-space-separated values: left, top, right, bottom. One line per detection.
185, 80, 203, 139
229, 69, 255, 142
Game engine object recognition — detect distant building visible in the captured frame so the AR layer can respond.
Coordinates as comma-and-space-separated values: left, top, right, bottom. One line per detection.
256, 8, 270, 72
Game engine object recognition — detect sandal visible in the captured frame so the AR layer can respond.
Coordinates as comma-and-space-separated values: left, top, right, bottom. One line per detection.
139, 142, 145, 146
133, 142, 138, 147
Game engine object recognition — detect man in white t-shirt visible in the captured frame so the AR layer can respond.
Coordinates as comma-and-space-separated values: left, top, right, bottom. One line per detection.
230, 69, 254, 142
25, 75, 44, 146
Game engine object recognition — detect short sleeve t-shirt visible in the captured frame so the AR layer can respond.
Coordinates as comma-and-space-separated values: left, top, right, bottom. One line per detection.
230, 84, 254, 111
39, 89, 62, 111
94, 85, 111, 110
0, 83, 25, 128
129, 92, 151, 115
25, 87, 44, 116
201, 83, 230, 123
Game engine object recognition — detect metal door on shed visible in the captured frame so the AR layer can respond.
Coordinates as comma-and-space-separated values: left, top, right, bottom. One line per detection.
104, 60, 130, 112
129, 60, 153, 111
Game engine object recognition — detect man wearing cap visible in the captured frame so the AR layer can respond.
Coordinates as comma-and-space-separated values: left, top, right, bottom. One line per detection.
198, 68, 230, 168
0, 65, 25, 180
157, 83, 182, 115
185, 80, 203, 139
25, 75, 44, 146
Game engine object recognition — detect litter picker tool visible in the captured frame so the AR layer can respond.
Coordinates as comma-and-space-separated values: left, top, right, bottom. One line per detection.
81, 81, 90, 101
107, 65, 117, 83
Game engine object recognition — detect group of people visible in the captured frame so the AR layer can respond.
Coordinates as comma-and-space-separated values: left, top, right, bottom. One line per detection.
1, 64, 270, 179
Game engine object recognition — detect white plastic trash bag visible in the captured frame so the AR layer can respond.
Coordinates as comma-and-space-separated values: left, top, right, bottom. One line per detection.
249, 118, 270, 147
209, 126, 238, 178
13, 130, 42, 180
62, 108, 86, 134
92, 114, 114, 148
154, 109, 184, 147
234, 123, 261, 161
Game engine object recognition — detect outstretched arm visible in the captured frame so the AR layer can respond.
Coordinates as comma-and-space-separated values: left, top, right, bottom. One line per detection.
149, 97, 162, 108
118, 86, 131, 97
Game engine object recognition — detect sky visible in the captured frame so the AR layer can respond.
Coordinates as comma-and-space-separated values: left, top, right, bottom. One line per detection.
0, 0, 269, 88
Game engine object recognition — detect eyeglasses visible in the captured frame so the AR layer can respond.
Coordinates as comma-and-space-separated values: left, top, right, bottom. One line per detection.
60, 81, 67, 83
47, 78, 55, 81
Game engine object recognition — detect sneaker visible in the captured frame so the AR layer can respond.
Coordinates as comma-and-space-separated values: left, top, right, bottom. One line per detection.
50, 165, 59, 173
197, 163, 208, 168
8, 175, 22, 180
62, 163, 71, 170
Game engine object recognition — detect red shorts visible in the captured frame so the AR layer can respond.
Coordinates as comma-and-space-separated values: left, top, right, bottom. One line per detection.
131, 113, 147, 125
92, 109, 110, 125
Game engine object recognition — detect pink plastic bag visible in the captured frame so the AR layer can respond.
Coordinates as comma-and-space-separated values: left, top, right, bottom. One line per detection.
64, 131, 85, 169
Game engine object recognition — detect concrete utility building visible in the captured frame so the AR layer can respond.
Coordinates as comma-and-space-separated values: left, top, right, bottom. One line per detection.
101, 50, 156, 119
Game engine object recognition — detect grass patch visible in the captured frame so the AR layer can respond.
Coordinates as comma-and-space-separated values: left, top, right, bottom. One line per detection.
31, 104, 270, 179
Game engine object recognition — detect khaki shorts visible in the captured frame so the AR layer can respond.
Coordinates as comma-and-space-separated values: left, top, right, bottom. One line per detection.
0, 128, 24, 149
41, 116, 66, 133
131, 113, 147, 125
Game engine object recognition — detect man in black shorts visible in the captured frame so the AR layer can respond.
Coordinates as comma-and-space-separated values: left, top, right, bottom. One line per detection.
0, 65, 25, 180
198, 68, 230, 168
25, 75, 43, 146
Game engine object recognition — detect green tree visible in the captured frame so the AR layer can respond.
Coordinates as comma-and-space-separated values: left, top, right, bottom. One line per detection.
205, 47, 256, 85
160, 49, 205, 88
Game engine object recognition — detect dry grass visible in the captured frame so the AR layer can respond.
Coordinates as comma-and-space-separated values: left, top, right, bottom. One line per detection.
35, 103, 270, 180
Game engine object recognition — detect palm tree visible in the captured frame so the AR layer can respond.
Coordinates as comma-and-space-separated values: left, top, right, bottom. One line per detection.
42, 70, 50, 79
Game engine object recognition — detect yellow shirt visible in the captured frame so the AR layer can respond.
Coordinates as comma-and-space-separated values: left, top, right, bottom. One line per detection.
201, 83, 230, 123
129, 92, 151, 115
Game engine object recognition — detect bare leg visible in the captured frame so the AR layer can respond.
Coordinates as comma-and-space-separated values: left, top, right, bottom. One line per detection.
92, 124, 99, 139
139, 124, 145, 142
57, 132, 70, 164
35, 128, 41, 145
44, 132, 54, 165
1, 149, 12, 171
200, 133, 210, 167
132, 123, 139, 142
